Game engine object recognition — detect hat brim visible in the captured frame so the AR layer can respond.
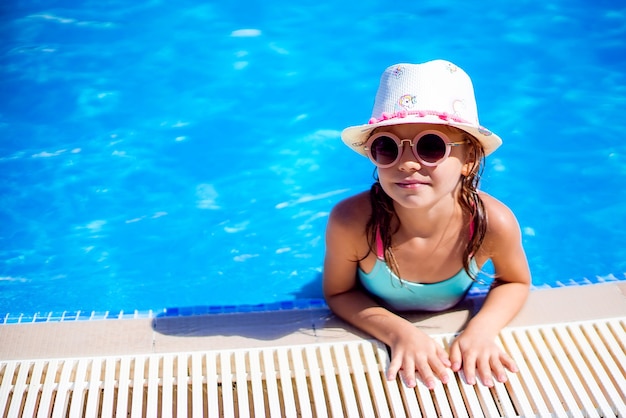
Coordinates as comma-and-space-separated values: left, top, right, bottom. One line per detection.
341, 115, 502, 158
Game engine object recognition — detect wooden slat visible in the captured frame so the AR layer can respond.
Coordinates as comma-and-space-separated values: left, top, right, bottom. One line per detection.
290, 347, 313, 418
263, 349, 282, 417
347, 341, 376, 415
220, 352, 235, 418
67, 359, 88, 418
232, 350, 246, 417
51, 359, 75, 418
130, 356, 145, 418
100, 358, 117, 418
37, 359, 59, 418
276, 347, 297, 416
161, 354, 174, 418
115, 357, 131, 417
304, 345, 328, 418
319, 344, 343, 417
22, 361, 45, 417
191, 353, 204, 418
204, 352, 219, 418
361, 343, 392, 418
84, 358, 103, 417
7, 361, 30, 418
0, 362, 17, 413
249, 350, 266, 417
175, 354, 188, 418
145, 355, 160, 417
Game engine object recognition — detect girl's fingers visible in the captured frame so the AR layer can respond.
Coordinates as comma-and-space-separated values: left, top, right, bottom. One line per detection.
401, 368, 417, 388
448, 342, 462, 372
431, 354, 451, 384
500, 352, 519, 373
437, 345, 452, 368
476, 355, 494, 387
386, 353, 403, 381
462, 352, 478, 385
415, 359, 436, 389
400, 359, 417, 388
490, 358, 507, 383
388, 351, 418, 387
492, 351, 517, 382
388, 341, 454, 389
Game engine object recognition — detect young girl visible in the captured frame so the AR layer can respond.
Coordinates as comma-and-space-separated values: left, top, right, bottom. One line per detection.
323, 60, 531, 389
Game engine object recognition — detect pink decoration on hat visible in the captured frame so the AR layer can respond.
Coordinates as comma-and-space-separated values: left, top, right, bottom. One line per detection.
368, 110, 471, 125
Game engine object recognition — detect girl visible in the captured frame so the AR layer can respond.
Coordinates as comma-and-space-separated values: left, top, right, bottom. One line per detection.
323, 60, 531, 389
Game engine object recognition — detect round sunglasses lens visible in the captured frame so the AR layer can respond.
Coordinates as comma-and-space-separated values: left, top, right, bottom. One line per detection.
416, 134, 446, 163
370, 136, 399, 166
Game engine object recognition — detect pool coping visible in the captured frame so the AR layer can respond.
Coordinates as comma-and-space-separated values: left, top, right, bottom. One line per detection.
1, 281, 625, 361
2, 272, 623, 325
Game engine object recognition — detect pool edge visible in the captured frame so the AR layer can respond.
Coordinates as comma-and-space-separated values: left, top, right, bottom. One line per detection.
1, 281, 625, 361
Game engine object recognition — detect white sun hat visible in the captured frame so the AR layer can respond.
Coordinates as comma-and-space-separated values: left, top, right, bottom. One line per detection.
341, 60, 502, 157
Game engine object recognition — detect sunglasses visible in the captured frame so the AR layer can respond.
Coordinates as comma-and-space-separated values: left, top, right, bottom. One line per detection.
364, 130, 467, 168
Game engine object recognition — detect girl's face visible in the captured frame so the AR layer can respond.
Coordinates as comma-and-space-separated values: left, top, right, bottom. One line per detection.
375, 123, 472, 210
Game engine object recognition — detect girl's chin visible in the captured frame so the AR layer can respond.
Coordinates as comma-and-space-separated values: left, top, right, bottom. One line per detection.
390, 194, 431, 209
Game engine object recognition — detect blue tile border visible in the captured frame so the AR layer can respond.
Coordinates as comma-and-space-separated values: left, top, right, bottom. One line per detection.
0, 298, 330, 325
1, 273, 624, 325
159, 298, 329, 318
0, 308, 166, 325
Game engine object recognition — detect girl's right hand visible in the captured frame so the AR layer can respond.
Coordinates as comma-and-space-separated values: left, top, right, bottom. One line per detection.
386, 327, 452, 389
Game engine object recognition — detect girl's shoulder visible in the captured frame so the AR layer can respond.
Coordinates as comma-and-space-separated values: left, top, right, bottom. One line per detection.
480, 192, 518, 223
329, 191, 371, 228
479, 191, 522, 243
326, 191, 372, 259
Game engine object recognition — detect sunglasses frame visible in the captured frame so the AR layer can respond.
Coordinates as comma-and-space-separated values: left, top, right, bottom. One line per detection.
364, 129, 468, 168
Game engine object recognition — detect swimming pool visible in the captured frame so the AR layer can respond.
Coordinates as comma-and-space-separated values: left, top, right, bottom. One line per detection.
1, 0, 625, 318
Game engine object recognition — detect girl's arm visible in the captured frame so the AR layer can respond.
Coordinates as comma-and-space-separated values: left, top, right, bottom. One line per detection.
449, 194, 531, 386
323, 197, 451, 389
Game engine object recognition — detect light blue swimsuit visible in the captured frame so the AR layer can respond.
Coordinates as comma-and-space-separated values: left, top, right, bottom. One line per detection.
358, 230, 477, 312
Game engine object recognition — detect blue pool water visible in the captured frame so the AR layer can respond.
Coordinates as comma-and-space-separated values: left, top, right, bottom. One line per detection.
1, 0, 625, 316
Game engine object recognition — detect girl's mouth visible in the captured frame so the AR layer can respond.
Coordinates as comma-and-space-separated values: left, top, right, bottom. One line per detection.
397, 179, 428, 189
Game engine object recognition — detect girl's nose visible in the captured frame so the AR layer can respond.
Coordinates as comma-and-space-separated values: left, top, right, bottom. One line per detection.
397, 143, 421, 171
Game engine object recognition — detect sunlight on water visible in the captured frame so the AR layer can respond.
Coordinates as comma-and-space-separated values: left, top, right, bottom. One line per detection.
0, 0, 625, 314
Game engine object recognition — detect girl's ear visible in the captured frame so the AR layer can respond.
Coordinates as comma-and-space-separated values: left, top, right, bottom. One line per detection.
461, 139, 478, 176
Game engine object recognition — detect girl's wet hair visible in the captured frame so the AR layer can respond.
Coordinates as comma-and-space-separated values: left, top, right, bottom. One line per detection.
365, 126, 487, 281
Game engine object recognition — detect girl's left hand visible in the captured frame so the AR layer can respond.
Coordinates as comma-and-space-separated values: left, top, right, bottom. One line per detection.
448, 329, 518, 387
